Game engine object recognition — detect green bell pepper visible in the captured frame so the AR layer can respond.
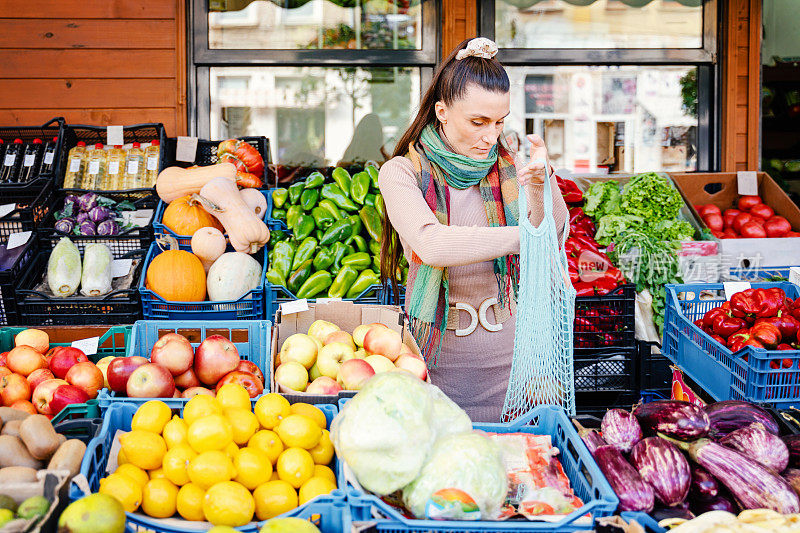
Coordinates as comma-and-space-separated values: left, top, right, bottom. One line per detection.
347, 269, 380, 298
368, 239, 381, 256
311, 206, 335, 230
304, 171, 325, 189
288, 181, 305, 205
270, 229, 289, 242
321, 183, 358, 212
315, 229, 325, 241
296, 271, 333, 299
319, 218, 353, 247
329, 241, 349, 276
372, 254, 381, 272
328, 266, 358, 299
272, 208, 286, 220
293, 214, 316, 241
341, 252, 371, 271
359, 206, 383, 242
345, 243, 356, 256
272, 241, 295, 280
364, 194, 376, 208
346, 215, 362, 238
292, 237, 317, 271
350, 172, 371, 205
286, 205, 303, 229
272, 188, 288, 209
317, 199, 342, 222
287, 259, 313, 295
300, 188, 320, 211
374, 193, 385, 220
366, 165, 379, 189
312, 246, 335, 271
331, 167, 351, 198
265, 269, 286, 287
347, 234, 368, 253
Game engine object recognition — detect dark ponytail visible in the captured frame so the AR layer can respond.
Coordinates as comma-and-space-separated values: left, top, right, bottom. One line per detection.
380, 39, 510, 303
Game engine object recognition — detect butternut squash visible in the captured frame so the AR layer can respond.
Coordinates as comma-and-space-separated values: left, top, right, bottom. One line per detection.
191, 227, 226, 272
194, 178, 270, 254
155, 163, 238, 203
240, 188, 268, 220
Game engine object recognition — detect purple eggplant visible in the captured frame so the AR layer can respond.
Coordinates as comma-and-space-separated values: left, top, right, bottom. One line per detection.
690, 494, 738, 515
633, 400, 710, 440
630, 437, 690, 507
54, 218, 75, 234
720, 422, 789, 472
601, 409, 643, 453
572, 419, 606, 454
77, 193, 98, 212
650, 502, 694, 522
592, 444, 654, 512
76, 211, 90, 225
705, 401, 779, 438
79, 220, 96, 236
88, 206, 111, 223
784, 435, 800, 468
690, 466, 719, 500
783, 468, 800, 498
97, 220, 119, 236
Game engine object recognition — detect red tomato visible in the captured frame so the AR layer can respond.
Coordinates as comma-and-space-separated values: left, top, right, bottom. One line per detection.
710, 229, 724, 238
703, 213, 724, 231
697, 204, 722, 217
740, 221, 767, 238
749, 203, 775, 220
765, 216, 792, 238
722, 229, 738, 239
787, 231, 800, 238
750, 216, 767, 226
723, 209, 741, 228
738, 195, 762, 211
732, 212, 754, 233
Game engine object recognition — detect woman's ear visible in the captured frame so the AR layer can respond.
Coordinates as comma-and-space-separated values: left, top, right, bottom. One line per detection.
434, 101, 448, 125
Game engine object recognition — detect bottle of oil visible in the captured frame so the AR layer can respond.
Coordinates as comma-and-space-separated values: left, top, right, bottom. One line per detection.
83, 143, 107, 189
62, 141, 87, 188
105, 145, 126, 190
144, 139, 160, 187
123, 142, 145, 189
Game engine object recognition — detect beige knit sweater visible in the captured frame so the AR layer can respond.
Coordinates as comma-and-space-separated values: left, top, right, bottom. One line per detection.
378, 156, 569, 422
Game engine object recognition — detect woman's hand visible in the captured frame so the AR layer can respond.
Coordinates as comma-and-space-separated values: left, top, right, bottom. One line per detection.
516, 134, 553, 186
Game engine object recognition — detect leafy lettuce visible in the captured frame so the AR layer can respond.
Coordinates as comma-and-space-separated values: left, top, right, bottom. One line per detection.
620, 172, 684, 224
583, 181, 621, 220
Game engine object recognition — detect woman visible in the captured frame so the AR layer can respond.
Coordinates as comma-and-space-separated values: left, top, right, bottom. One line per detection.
379, 37, 569, 423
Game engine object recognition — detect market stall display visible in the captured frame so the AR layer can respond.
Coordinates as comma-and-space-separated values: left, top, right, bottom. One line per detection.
0, 238, 37, 326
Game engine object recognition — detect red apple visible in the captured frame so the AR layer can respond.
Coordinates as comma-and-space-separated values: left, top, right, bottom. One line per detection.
306, 376, 343, 395
0, 352, 7, 367
182, 387, 215, 399
215, 371, 263, 398
363, 327, 403, 362
126, 363, 175, 398
236, 360, 264, 384
173, 389, 181, 398
49, 347, 89, 379
6, 346, 47, 377
107, 356, 148, 394
50, 384, 90, 416
194, 335, 239, 386
337, 359, 376, 390
27, 368, 55, 391
32, 378, 69, 414
395, 354, 428, 381
10, 400, 37, 415
0, 367, 10, 380
65, 362, 103, 399
0, 373, 32, 406
150, 333, 194, 376
174, 367, 201, 390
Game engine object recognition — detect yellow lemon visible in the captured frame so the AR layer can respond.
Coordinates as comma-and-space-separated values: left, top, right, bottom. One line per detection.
203, 481, 255, 527
269, 471, 280, 481
224, 442, 240, 460
298, 477, 337, 505
117, 448, 128, 466
275, 415, 321, 450
99, 472, 142, 513
253, 480, 298, 520
149, 468, 166, 480
162, 445, 197, 486
187, 414, 233, 453
183, 394, 222, 427
131, 400, 172, 434
188, 450, 234, 490
254, 394, 291, 430
207, 528, 239, 533
225, 408, 259, 446
119, 430, 166, 471
276, 448, 314, 489
176, 483, 206, 521
308, 430, 333, 465
163, 415, 189, 449
313, 465, 336, 486
289, 403, 327, 429
141, 478, 178, 518
249, 430, 284, 464
216, 384, 250, 411
114, 464, 149, 488
234, 447, 272, 490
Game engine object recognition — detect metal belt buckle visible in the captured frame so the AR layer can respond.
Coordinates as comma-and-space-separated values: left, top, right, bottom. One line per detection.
454, 297, 502, 336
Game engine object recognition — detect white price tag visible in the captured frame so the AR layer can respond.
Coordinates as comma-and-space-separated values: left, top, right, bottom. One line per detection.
126, 160, 139, 174
790, 267, 800, 288
3, 154, 15, 166
146, 155, 158, 171
6, 231, 31, 250
111, 259, 133, 278
23, 154, 35, 167
71, 337, 99, 356
69, 157, 81, 173
88, 160, 100, 175
44, 151, 54, 165
280, 299, 309, 315
176, 136, 199, 163
723, 281, 751, 300
736, 171, 759, 196
106, 125, 124, 147
108, 161, 120, 175
0, 204, 16, 219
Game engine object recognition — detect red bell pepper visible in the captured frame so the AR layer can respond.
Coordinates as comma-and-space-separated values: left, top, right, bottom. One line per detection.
777, 344, 794, 351
604, 267, 625, 284
593, 276, 619, 295
574, 316, 601, 332
730, 288, 783, 322
769, 357, 793, 369
557, 177, 583, 204
573, 282, 596, 297
703, 307, 727, 329
573, 235, 601, 253
710, 333, 726, 345
711, 313, 748, 338
756, 312, 799, 344
569, 207, 585, 225
693, 319, 704, 328
750, 322, 782, 349
569, 269, 580, 284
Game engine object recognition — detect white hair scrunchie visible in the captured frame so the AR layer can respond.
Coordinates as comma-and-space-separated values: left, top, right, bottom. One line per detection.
455, 37, 498, 61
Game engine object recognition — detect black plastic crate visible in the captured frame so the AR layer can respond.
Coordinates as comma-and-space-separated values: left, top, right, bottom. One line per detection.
53, 417, 103, 444
0, 238, 38, 326
15, 248, 144, 326
0, 179, 56, 242
574, 391, 643, 417
0, 117, 67, 198
638, 340, 672, 399
163, 136, 272, 183
38, 190, 156, 256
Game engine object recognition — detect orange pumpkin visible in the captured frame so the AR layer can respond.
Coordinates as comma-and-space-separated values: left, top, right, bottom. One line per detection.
145, 237, 207, 301
162, 195, 224, 236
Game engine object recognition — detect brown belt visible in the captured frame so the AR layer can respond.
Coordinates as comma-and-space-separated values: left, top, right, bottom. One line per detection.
445, 297, 513, 336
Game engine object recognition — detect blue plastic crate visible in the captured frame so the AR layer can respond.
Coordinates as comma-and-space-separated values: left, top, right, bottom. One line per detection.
73, 400, 346, 533
139, 241, 267, 320
265, 187, 289, 231
340, 402, 619, 532
727, 265, 793, 281
663, 282, 800, 407
97, 319, 271, 409
620, 512, 666, 533
264, 281, 382, 323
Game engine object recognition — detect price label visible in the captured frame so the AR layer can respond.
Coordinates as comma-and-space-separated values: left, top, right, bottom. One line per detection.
3, 154, 15, 166
280, 299, 309, 315
108, 161, 120, 175
44, 151, 54, 165
723, 281, 751, 300
176, 136, 199, 163
126, 160, 139, 174
0, 204, 16, 219
106, 125, 124, 147
790, 267, 800, 288
111, 259, 133, 278
146, 155, 158, 171
23, 154, 35, 167
7, 231, 32, 250
88, 160, 100, 175
69, 157, 81, 173
736, 171, 758, 196
71, 337, 99, 356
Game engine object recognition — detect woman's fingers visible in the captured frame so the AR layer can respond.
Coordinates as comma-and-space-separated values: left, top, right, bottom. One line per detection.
527, 134, 549, 164
516, 134, 552, 186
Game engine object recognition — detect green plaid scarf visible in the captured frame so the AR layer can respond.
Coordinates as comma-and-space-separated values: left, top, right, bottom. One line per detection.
406, 126, 520, 367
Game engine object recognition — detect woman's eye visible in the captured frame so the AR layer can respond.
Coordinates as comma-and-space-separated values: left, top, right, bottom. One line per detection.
472, 121, 482, 126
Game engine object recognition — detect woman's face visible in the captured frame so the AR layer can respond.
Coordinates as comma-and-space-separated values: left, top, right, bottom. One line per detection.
435, 83, 510, 160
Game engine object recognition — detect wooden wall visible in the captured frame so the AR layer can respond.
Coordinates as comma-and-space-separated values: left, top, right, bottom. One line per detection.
0, 0, 186, 136
442, 0, 477, 57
